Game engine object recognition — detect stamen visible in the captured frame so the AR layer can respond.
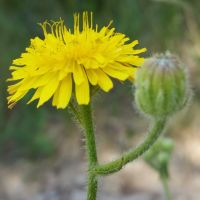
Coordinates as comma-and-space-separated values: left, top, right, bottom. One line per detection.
74, 13, 80, 35
39, 21, 48, 37
90, 12, 93, 29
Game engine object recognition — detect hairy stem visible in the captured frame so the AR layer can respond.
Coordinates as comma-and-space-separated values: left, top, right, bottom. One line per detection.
80, 104, 98, 200
93, 117, 167, 175
68, 102, 82, 125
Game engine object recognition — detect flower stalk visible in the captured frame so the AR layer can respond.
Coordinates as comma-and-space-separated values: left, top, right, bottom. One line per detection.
92, 117, 167, 175
80, 104, 98, 200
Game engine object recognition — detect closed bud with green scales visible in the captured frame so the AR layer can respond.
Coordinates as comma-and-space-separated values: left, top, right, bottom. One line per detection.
135, 53, 190, 118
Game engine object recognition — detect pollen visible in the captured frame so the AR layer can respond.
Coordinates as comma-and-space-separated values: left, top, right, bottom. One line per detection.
8, 12, 146, 109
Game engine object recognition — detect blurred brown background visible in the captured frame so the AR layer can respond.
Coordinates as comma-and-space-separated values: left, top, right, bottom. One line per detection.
0, 0, 200, 199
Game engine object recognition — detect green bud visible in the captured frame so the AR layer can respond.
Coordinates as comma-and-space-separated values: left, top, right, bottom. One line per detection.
135, 53, 190, 118
158, 152, 170, 165
161, 138, 174, 152
158, 152, 170, 178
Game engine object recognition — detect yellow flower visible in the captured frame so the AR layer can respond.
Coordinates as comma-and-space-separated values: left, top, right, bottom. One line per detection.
8, 12, 146, 109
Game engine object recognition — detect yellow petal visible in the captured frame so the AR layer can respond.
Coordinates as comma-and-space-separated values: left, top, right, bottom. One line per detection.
10, 67, 28, 80
75, 79, 90, 105
37, 75, 59, 107
95, 54, 106, 64
31, 73, 57, 88
8, 82, 21, 94
132, 48, 147, 55
73, 63, 85, 85
28, 87, 42, 104
102, 67, 130, 81
8, 90, 27, 105
86, 69, 98, 85
16, 77, 38, 91
96, 69, 113, 92
117, 56, 145, 67
53, 74, 72, 108
125, 40, 138, 48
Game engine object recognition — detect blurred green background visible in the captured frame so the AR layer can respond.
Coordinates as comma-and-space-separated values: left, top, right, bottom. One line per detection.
0, 0, 200, 199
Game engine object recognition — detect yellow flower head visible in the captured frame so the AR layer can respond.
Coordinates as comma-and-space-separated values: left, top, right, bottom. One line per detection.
8, 12, 146, 109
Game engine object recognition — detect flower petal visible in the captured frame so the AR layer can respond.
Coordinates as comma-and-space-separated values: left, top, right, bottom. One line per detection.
96, 69, 113, 92
102, 67, 130, 81
86, 69, 98, 85
73, 63, 85, 85
37, 75, 59, 107
75, 79, 90, 105
53, 74, 72, 108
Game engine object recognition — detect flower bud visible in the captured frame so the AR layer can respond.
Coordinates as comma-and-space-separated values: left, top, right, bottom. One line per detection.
161, 138, 174, 153
135, 53, 190, 118
158, 152, 170, 165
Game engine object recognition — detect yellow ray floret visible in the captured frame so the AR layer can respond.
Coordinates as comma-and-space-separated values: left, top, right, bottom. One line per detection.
8, 12, 147, 109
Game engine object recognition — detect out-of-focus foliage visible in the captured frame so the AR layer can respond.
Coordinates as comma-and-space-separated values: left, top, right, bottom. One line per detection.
144, 137, 174, 178
0, 0, 200, 160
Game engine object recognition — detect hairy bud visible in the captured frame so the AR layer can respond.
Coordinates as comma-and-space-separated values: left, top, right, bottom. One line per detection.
135, 53, 190, 118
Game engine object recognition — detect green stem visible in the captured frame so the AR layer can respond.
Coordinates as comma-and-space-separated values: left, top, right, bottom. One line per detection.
93, 117, 167, 175
80, 104, 98, 200
68, 102, 82, 125
161, 176, 172, 200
